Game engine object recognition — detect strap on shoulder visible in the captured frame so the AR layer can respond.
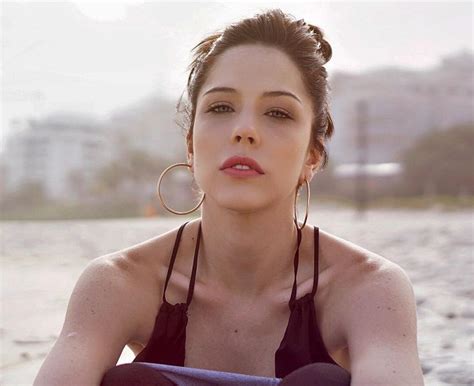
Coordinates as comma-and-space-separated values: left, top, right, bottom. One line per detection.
186, 220, 202, 306
289, 220, 303, 306
162, 221, 189, 304
311, 226, 320, 296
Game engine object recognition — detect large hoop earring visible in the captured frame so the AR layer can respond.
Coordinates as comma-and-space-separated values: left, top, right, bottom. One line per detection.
294, 179, 310, 231
157, 163, 205, 215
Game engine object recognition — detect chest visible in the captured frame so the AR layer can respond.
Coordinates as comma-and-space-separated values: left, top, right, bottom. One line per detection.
131, 261, 350, 376
183, 300, 292, 377
133, 285, 348, 377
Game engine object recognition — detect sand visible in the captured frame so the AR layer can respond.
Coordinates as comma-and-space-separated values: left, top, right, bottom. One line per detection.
1, 206, 473, 385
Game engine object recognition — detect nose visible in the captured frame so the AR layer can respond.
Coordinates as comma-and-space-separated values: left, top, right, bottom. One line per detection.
234, 132, 255, 144
231, 114, 260, 145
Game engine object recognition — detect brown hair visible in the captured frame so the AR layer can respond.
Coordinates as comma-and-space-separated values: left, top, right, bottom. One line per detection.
176, 8, 334, 180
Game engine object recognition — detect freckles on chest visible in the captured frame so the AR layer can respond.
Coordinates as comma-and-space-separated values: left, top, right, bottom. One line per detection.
183, 303, 290, 375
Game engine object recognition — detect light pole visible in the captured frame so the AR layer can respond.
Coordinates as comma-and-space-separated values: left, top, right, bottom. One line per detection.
355, 99, 369, 218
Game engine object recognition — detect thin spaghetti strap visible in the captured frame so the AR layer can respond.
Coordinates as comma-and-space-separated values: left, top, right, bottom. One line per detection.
186, 220, 202, 306
289, 221, 303, 308
311, 226, 320, 296
162, 221, 189, 304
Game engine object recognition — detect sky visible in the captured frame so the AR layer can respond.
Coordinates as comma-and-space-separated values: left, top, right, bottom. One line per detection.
1, 1, 473, 150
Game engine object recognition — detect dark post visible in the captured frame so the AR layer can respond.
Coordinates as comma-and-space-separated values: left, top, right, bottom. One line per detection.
355, 100, 369, 217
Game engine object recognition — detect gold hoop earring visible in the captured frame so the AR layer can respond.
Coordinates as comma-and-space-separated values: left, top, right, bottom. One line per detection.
294, 179, 310, 231
156, 163, 205, 215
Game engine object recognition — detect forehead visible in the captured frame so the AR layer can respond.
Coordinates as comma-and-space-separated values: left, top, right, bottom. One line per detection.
199, 44, 309, 102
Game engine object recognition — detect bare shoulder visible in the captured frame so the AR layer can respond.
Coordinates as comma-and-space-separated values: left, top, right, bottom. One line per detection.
316, 228, 422, 384
343, 261, 422, 383
85, 253, 157, 332
118, 220, 198, 272
317, 225, 412, 312
104, 220, 199, 343
317, 227, 388, 270
34, 252, 160, 386
325, 240, 414, 319
104, 220, 194, 304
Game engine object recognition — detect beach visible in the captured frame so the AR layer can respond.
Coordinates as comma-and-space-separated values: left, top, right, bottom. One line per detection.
1, 206, 473, 385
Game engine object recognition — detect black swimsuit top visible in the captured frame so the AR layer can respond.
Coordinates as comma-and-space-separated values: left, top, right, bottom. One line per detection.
133, 220, 342, 378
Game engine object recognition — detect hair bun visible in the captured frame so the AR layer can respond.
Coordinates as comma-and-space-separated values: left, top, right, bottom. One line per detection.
298, 19, 332, 64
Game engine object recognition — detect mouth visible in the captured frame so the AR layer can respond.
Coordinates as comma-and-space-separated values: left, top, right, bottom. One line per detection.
219, 155, 265, 176
221, 167, 263, 178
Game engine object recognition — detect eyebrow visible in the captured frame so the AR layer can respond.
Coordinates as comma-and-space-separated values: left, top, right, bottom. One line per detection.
202, 86, 302, 105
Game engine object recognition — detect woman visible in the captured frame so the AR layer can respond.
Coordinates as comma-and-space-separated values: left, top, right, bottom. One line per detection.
34, 8, 424, 386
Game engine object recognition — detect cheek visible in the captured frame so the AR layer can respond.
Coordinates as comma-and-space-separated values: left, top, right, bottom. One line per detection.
193, 123, 218, 161
193, 115, 222, 144
279, 131, 307, 162
191, 124, 219, 185
282, 148, 305, 185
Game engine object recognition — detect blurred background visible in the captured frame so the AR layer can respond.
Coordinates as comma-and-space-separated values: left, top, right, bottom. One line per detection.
1, 1, 473, 385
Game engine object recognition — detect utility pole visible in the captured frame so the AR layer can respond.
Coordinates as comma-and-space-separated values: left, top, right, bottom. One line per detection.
355, 99, 369, 218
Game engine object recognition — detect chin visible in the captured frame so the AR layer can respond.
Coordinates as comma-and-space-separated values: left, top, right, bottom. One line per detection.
222, 202, 263, 214
212, 189, 269, 212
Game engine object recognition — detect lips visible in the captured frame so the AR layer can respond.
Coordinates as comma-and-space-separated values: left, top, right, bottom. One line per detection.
220, 155, 265, 174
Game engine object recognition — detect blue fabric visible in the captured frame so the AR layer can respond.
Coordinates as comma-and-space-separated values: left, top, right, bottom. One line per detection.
139, 362, 282, 385
101, 362, 351, 386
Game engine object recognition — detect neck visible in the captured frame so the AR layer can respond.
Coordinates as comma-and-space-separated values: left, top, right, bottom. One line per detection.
197, 193, 301, 300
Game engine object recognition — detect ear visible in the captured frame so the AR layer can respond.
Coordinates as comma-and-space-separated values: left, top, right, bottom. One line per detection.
187, 151, 194, 172
300, 147, 321, 185
186, 137, 194, 171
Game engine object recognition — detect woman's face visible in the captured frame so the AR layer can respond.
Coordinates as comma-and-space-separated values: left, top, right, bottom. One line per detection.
190, 44, 318, 213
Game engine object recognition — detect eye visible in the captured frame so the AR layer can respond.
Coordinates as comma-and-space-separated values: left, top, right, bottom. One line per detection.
267, 108, 291, 120
206, 104, 292, 120
207, 103, 233, 113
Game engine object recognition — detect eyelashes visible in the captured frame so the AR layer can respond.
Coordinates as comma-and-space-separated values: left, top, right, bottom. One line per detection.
206, 103, 292, 120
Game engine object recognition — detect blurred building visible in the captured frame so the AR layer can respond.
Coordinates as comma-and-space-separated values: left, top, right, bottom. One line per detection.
1, 113, 112, 201
0, 94, 188, 203
328, 50, 474, 165
2, 52, 472, 203
107, 94, 186, 161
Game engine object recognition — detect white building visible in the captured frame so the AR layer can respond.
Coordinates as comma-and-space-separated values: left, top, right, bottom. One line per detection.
328, 51, 474, 164
107, 94, 187, 161
0, 94, 188, 204
1, 113, 111, 201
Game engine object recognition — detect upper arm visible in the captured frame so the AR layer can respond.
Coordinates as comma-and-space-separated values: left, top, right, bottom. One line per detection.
34, 255, 144, 386
342, 260, 424, 386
